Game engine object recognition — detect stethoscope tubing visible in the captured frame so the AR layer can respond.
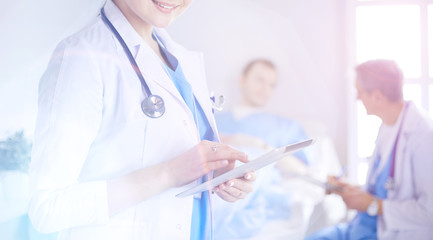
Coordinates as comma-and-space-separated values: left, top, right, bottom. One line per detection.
369, 102, 410, 191
100, 8, 152, 97
100, 7, 224, 118
100, 7, 165, 118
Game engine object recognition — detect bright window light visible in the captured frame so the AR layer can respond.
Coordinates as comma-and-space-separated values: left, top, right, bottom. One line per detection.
429, 5, 433, 77
403, 84, 422, 107
357, 161, 369, 185
356, 5, 421, 78
356, 102, 381, 158
430, 85, 433, 118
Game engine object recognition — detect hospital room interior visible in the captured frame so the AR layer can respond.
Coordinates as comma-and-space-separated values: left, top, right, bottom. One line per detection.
1, 0, 433, 239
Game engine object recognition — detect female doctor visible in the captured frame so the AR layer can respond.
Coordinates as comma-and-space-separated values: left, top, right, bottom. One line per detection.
29, 0, 255, 239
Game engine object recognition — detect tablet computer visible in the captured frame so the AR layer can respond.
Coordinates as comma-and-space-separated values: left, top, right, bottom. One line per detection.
176, 138, 315, 198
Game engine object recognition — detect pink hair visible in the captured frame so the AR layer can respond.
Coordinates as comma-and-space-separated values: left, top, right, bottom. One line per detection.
355, 59, 404, 102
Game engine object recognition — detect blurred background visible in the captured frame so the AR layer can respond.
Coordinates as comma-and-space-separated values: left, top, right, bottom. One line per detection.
1, 0, 433, 239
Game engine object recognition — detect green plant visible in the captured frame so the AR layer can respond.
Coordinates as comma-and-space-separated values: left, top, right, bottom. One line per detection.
0, 131, 32, 172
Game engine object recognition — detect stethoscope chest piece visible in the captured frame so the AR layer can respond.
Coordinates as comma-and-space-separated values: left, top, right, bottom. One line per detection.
141, 95, 165, 118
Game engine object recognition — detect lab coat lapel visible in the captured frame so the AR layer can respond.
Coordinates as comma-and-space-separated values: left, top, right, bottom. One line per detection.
104, 1, 190, 114
135, 45, 176, 94
154, 29, 220, 141
390, 103, 417, 197
134, 42, 195, 118
181, 51, 221, 142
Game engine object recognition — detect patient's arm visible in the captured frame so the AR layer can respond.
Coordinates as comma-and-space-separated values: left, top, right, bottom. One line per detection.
219, 133, 273, 150
276, 156, 308, 176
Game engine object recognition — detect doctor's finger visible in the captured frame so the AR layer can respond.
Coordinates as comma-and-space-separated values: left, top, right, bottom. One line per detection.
208, 146, 248, 163
225, 179, 253, 193
215, 188, 238, 202
198, 142, 246, 162
219, 183, 247, 199
202, 160, 231, 173
243, 172, 256, 182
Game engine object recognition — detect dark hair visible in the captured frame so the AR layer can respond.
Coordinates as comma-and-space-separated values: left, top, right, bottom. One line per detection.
242, 59, 276, 76
355, 59, 404, 102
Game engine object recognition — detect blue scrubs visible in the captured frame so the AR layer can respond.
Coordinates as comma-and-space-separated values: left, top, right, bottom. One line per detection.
215, 111, 309, 164
213, 111, 309, 239
304, 152, 392, 240
213, 165, 292, 239
155, 34, 214, 240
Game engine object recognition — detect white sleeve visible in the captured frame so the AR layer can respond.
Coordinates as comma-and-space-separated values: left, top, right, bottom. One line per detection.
29, 40, 109, 233
382, 130, 433, 230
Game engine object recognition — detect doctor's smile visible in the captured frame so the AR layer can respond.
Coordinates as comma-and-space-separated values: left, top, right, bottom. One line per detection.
152, 0, 181, 13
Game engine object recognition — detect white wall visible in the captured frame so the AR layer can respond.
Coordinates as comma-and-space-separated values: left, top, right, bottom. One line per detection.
0, 0, 348, 162
168, 0, 348, 162
0, 0, 105, 138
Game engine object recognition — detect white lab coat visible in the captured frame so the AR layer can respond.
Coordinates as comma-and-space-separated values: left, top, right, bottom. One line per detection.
29, 1, 218, 239
368, 103, 433, 240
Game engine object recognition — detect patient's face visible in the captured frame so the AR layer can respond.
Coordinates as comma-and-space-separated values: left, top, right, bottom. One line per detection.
240, 63, 278, 107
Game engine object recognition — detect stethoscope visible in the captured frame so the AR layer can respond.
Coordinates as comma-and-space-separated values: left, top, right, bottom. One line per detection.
101, 7, 164, 118
370, 102, 410, 191
385, 102, 411, 190
100, 8, 224, 118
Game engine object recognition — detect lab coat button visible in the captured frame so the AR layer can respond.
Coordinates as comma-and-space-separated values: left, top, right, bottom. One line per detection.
176, 224, 182, 230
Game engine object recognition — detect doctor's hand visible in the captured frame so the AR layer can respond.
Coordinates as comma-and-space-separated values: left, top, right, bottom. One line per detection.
339, 186, 374, 212
327, 176, 375, 212
212, 160, 256, 203
326, 175, 350, 194
164, 141, 249, 188
212, 172, 256, 202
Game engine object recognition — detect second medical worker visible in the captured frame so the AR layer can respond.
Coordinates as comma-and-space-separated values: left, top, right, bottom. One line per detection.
29, 0, 255, 239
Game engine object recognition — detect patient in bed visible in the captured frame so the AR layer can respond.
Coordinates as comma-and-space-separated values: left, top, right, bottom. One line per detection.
213, 59, 317, 239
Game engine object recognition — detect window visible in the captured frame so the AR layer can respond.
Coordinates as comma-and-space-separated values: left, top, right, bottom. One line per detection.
349, 0, 433, 184
356, 5, 421, 77
430, 85, 433, 117
430, 5, 433, 77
